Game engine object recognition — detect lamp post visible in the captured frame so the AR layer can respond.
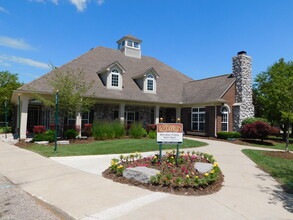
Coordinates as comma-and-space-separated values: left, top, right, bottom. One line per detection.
17, 94, 21, 141
54, 90, 59, 152
4, 97, 7, 139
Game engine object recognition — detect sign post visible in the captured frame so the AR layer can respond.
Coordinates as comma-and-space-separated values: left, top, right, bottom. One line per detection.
157, 123, 183, 164
4, 97, 7, 139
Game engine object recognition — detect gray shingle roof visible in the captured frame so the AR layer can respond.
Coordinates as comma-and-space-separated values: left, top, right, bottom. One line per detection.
182, 74, 235, 104
16, 47, 235, 105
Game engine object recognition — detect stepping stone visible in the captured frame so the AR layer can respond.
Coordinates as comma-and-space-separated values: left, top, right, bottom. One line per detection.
57, 140, 69, 145
194, 162, 214, 174
81, 136, 88, 139
123, 166, 160, 183
35, 141, 49, 145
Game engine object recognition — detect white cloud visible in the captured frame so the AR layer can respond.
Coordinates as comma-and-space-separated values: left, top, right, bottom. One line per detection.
30, 0, 58, 4
0, 54, 50, 69
69, 0, 89, 12
0, 36, 35, 50
0, 6, 10, 14
22, 72, 41, 78
0, 59, 11, 67
97, 0, 104, 6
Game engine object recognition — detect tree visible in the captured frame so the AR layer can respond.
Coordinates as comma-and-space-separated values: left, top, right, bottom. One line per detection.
255, 58, 293, 151
33, 68, 95, 131
0, 71, 23, 123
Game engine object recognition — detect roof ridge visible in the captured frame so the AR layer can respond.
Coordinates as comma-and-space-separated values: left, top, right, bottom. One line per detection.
187, 73, 233, 83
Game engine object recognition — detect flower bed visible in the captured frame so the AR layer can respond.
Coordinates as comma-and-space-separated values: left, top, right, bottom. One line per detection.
103, 151, 224, 196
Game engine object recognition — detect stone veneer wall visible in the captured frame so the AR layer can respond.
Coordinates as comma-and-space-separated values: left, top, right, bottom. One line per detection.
232, 53, 255, 131
93, 104, 119, 121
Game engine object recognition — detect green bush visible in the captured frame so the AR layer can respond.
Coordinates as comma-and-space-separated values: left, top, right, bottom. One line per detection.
64, 129, 78, 139
45, 129, 55, 135
112, 121, 125, 138
0, 126, 12, 133
217, 132, 241, 139
148, 130, 157, 139
33, 133, 55, 143
92, 121, 123, 140
241, 117, 269, 126
130, 123, 146, 139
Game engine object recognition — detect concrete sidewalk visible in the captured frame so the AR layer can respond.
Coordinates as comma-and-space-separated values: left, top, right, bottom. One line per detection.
0, 139, 292, 219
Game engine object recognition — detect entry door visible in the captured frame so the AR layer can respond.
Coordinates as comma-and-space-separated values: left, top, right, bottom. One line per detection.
27, 106, 40, 132
124, 111, 135, 124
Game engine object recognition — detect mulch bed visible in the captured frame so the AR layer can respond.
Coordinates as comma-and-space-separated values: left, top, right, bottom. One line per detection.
102, 169, 224, 196
263, 151, 293, 160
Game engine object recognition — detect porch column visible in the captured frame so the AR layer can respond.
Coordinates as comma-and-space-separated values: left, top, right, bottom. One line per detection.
119, 103, 125, 123
76, 112, 82, 137
155, 106, 160, 124
176, 107, 181, 123
20, 96, 29, 139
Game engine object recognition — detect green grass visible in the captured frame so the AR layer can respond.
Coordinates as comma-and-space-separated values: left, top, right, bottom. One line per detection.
239, 137, 293, 151
25, 138, 208, 157
242, 149, 293, 192
249, 142, 293, 151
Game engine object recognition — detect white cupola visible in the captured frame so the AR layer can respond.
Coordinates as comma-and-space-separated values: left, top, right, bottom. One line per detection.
116, 35, 142, 59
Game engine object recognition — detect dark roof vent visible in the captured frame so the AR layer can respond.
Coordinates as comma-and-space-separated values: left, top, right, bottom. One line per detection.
237, 51, 247, 55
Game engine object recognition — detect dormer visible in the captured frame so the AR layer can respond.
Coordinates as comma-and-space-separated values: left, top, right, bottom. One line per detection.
117, 35, 142, 59
132, 67, 159, 93
97, 61, 126, 90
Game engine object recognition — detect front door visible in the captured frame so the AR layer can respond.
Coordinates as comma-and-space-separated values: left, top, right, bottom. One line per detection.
27, 106, 40, 132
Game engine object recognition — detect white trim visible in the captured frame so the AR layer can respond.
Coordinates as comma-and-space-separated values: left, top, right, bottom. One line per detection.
220, 106, 229, 132
191, 107, 206, 132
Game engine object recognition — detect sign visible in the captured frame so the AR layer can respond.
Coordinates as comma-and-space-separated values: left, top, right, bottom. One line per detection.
157, 123, 183, 144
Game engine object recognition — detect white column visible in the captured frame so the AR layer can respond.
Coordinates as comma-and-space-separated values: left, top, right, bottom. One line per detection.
20, 96, 29, 139
155, 106, 160, 124
76, 112, 82, 137
119, 103, 125, 123
176, 107, 181, 123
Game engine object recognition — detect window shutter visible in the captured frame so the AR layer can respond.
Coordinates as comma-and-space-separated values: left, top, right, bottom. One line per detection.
113, 110, 119, 120
135, 112, 139, 122
89, 110, 94, 123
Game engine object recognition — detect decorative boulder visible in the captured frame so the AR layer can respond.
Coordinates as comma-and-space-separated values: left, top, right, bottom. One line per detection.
123, 166, 160, 183
194, 162, 214, 174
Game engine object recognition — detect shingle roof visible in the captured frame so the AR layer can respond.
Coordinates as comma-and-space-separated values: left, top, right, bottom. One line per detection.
182, 74, 235, 104
17, 47, 193, 104
16, 46, 235, 105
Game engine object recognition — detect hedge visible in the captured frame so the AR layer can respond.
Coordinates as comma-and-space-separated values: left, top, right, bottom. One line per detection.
217, 132, 241, 139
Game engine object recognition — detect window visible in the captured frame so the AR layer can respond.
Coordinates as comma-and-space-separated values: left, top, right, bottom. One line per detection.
133, 42, 139, 48
221, 106, 229, 131
82, 111, 89, 127
127, 40, 133, 47
191, 107, 205, 132
147, 74, 154, 91
125, 111, 135, 124
111, 69, 119, 87
67, 114, 76, 126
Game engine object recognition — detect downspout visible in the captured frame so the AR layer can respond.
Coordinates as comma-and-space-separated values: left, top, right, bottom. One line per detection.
214, 105, 217, 137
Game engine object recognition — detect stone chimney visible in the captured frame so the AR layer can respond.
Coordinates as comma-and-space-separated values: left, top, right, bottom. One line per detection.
232, 51, 254, 131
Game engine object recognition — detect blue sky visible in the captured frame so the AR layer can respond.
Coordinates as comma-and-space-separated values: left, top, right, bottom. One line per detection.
0, 0, 293, 84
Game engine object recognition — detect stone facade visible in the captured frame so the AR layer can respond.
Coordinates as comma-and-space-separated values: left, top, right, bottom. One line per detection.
232, 52, 254, 131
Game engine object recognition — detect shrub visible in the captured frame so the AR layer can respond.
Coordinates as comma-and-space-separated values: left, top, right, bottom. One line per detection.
130, 123, 146, 139
146, 124, 157, 133
92, 121, 115, 140
241, 121, 272, 142
64, 129, 78, 139
241, 117, 269, 126
113, 121, 125, 138
33, 126, 46, 134
0, 126, 12, 134
63, 124, 81, 133
217, 132, 241, 139
45, 129, 55, 135
84, 124, 92, 136
148, 130, 157, 139
49, 124, 56, 130
270, 126, 280, 136
33, 133, 55, 143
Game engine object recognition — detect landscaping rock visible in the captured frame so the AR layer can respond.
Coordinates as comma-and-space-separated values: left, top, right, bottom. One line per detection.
194, 162, 214, 174
25, 138, 33, 143
35, 141, 49, 145
81, 136, 88, 139
123, 166, 160, 183
57, 140, 69, 145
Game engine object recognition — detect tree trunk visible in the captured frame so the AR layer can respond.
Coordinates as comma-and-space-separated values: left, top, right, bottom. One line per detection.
285, 129, 290, 152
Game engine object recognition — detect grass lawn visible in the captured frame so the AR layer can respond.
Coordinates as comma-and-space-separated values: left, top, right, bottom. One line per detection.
25, 138, 208, 157
242, 149, 293, 192
239, 138, 293, 151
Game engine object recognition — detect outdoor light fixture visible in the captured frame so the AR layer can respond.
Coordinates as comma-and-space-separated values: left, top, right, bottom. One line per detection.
177, 118, 181, 123
160, 117, 163, 122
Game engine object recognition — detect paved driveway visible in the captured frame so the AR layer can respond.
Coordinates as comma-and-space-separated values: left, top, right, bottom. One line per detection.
0, 138, 292, 219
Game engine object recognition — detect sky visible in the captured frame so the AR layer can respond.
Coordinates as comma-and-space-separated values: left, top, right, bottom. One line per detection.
0, 0, 293, 84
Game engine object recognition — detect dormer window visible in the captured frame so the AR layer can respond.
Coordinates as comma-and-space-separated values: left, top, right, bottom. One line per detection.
147, 74, 154, 91
111, 69, 119, 87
